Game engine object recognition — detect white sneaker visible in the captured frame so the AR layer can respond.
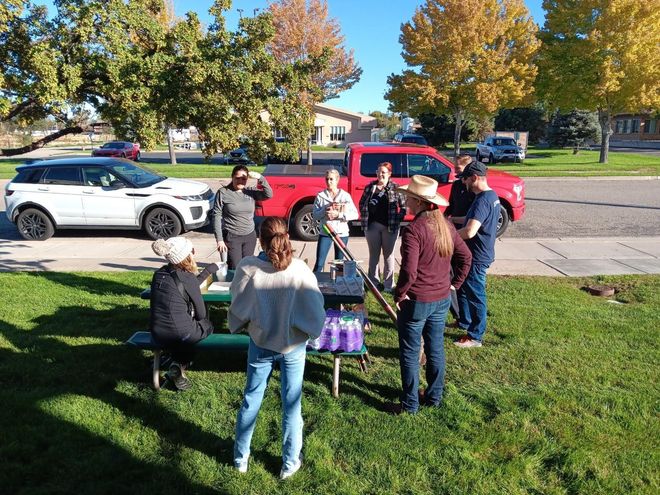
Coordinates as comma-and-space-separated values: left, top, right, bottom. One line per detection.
235, 460, 248, 473
279, 455, 302, 480
454, 336, 482, 348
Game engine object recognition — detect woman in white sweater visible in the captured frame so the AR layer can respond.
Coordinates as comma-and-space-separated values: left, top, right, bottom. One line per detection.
312, 168, 358, 272
229, 217, 326, 479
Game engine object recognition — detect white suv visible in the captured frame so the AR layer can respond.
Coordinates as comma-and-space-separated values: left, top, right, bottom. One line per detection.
4, 157, 214, 240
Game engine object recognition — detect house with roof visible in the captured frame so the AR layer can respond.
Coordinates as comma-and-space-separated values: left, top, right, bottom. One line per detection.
309, 103, 377, 145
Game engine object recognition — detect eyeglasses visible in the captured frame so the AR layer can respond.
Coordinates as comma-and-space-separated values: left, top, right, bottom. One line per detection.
234, 175, 248, 180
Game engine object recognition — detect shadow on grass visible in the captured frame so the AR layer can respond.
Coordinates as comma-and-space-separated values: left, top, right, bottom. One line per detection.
25, 271, 143, 297
0, 309, 235, 494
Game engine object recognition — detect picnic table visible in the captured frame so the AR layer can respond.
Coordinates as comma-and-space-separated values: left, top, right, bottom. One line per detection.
132, 271, 369, 396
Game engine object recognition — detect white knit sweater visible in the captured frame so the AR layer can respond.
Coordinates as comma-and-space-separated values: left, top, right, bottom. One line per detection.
228, 256, 326, 354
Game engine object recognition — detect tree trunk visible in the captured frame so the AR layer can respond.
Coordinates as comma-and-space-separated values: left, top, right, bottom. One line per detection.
453, 109, 464, 156
598, 109, 612, 164
0, 126, 83, 156
166, 126, 177, 165
306, 137, 313, 166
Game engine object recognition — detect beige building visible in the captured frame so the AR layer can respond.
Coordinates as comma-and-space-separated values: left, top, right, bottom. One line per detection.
310, 103, 377, 145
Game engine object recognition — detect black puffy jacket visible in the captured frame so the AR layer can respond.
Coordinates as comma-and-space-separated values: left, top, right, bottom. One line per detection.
149, 264, 216, 344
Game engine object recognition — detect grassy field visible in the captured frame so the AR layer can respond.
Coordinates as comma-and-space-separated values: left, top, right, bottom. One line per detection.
485, 148, 660, 177
0, 272, 657, 494
1, 147, 659, 179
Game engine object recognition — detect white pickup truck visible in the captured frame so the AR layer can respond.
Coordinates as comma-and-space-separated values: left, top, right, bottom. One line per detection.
476, 136, 525, 164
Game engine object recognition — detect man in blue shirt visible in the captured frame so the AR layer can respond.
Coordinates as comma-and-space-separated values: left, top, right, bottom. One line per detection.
454, 161, 500, 348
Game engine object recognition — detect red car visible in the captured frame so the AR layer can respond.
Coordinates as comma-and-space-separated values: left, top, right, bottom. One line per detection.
92, 141, 141, 161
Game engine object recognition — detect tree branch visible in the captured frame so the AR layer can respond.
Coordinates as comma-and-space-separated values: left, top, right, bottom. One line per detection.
3, 98, 38, 122
0, 126, 83, 156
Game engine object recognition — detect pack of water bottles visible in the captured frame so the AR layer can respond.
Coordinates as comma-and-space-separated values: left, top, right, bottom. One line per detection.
307, 309, 364, 352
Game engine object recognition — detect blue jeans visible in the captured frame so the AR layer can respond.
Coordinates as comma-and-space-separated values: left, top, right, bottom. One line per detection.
396, 297, 451, 413
234, 340, 306, 471
457, 263, 489, 341
313, 234, 348, 272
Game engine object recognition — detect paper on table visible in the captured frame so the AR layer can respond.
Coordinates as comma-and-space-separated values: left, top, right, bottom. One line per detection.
207, 281, 231, 292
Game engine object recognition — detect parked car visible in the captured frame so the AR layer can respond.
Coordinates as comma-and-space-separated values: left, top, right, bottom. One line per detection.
4, 158, 214, 241
226, 144, 253, 164
393, 133, 428, 146
92, 141, 141, 161
266, 136, 303, 164
255, 142, 525, 241
476, 136, 525, 163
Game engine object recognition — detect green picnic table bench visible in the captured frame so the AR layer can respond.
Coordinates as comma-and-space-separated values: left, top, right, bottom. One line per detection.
126, 331, 369, 397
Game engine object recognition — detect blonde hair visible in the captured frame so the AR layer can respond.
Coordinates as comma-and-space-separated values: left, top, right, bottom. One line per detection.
173, 254, 198, 274
259, 217, 293, 271
422, 208, 454, 257
455, 154, 472, 169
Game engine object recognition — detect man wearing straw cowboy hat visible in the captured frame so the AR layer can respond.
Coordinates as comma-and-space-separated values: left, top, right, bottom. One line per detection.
454, 161, 500, 348
387, 175, 471, 414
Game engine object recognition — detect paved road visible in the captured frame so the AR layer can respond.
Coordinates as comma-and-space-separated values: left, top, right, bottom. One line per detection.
507, 178, 660, 238
3, 174, 658, 241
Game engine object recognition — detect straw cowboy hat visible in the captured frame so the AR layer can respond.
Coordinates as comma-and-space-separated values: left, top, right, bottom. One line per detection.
396, 175, 449, 206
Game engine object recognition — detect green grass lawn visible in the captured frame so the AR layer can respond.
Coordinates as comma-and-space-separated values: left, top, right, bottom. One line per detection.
1, 272, 657, 494
489, 147, 660, 177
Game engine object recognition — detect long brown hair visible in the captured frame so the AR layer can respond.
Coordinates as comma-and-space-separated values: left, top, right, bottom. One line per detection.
173, 255, 198, 274
422, 208, 454, 257
259, 217, 293, 271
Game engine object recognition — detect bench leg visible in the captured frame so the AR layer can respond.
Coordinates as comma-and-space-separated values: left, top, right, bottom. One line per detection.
357, 355, 368, 373
364, 351, 371, 365
153, 350, 162, 390
332, 356, 341, 398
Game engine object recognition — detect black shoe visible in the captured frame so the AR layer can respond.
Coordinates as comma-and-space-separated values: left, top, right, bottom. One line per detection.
167, 363, 191, 391
159, 353, 173, 369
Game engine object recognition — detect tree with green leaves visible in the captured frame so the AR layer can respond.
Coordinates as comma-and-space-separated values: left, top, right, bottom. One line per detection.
1, 0, 321, 160
546, 110, 600, 153
495, 106, 547, 144
1, 0, 87, 155
537, 0, 660, 163
386, 0, 539, 156
417, 113, 475, 148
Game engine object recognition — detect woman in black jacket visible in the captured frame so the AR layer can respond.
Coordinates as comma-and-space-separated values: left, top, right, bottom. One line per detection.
150, 236, 219, 390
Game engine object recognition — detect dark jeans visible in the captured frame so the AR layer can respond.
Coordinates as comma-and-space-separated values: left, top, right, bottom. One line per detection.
457, 263, 489, 341
313, 234, 349, 272
397, 296, 451, 413
224, 230, 257, 270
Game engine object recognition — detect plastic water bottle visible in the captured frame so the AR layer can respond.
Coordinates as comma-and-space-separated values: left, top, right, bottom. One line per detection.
216, 262, 228, 282
339, 316, 353, 352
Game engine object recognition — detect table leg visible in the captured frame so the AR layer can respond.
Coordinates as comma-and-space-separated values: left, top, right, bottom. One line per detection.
153, 350, 161, 390
332, 355, 341, 398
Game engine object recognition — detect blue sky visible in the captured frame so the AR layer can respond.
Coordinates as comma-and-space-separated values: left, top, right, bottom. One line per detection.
41, 0, 546, 114
177, 0, 546, 114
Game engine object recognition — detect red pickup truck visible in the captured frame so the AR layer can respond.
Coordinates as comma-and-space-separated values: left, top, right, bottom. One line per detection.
255, 142, 525, 241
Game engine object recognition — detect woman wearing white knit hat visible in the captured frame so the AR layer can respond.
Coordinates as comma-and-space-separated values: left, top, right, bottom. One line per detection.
150, 236, 220, 390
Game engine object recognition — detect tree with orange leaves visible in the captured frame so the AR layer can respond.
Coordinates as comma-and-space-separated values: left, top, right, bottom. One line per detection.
269, 0, 362, 101
386, 0, 539, 155
268, 0, 362, 163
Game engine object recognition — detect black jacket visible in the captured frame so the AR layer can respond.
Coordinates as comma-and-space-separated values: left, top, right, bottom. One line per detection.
149, 264, 217, 344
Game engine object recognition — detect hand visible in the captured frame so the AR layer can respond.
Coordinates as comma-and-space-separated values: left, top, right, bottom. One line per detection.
326, 209, 339, 220
207, 262, 220, 274
217, 241, 227, 253
395, 294, 410, 311
247, 171, 262, 180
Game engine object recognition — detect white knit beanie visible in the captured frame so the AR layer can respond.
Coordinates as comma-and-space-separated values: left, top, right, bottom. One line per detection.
152, 237, 193, 265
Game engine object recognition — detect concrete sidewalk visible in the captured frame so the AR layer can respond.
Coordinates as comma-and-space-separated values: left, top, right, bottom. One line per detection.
1, 234, 659, 276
